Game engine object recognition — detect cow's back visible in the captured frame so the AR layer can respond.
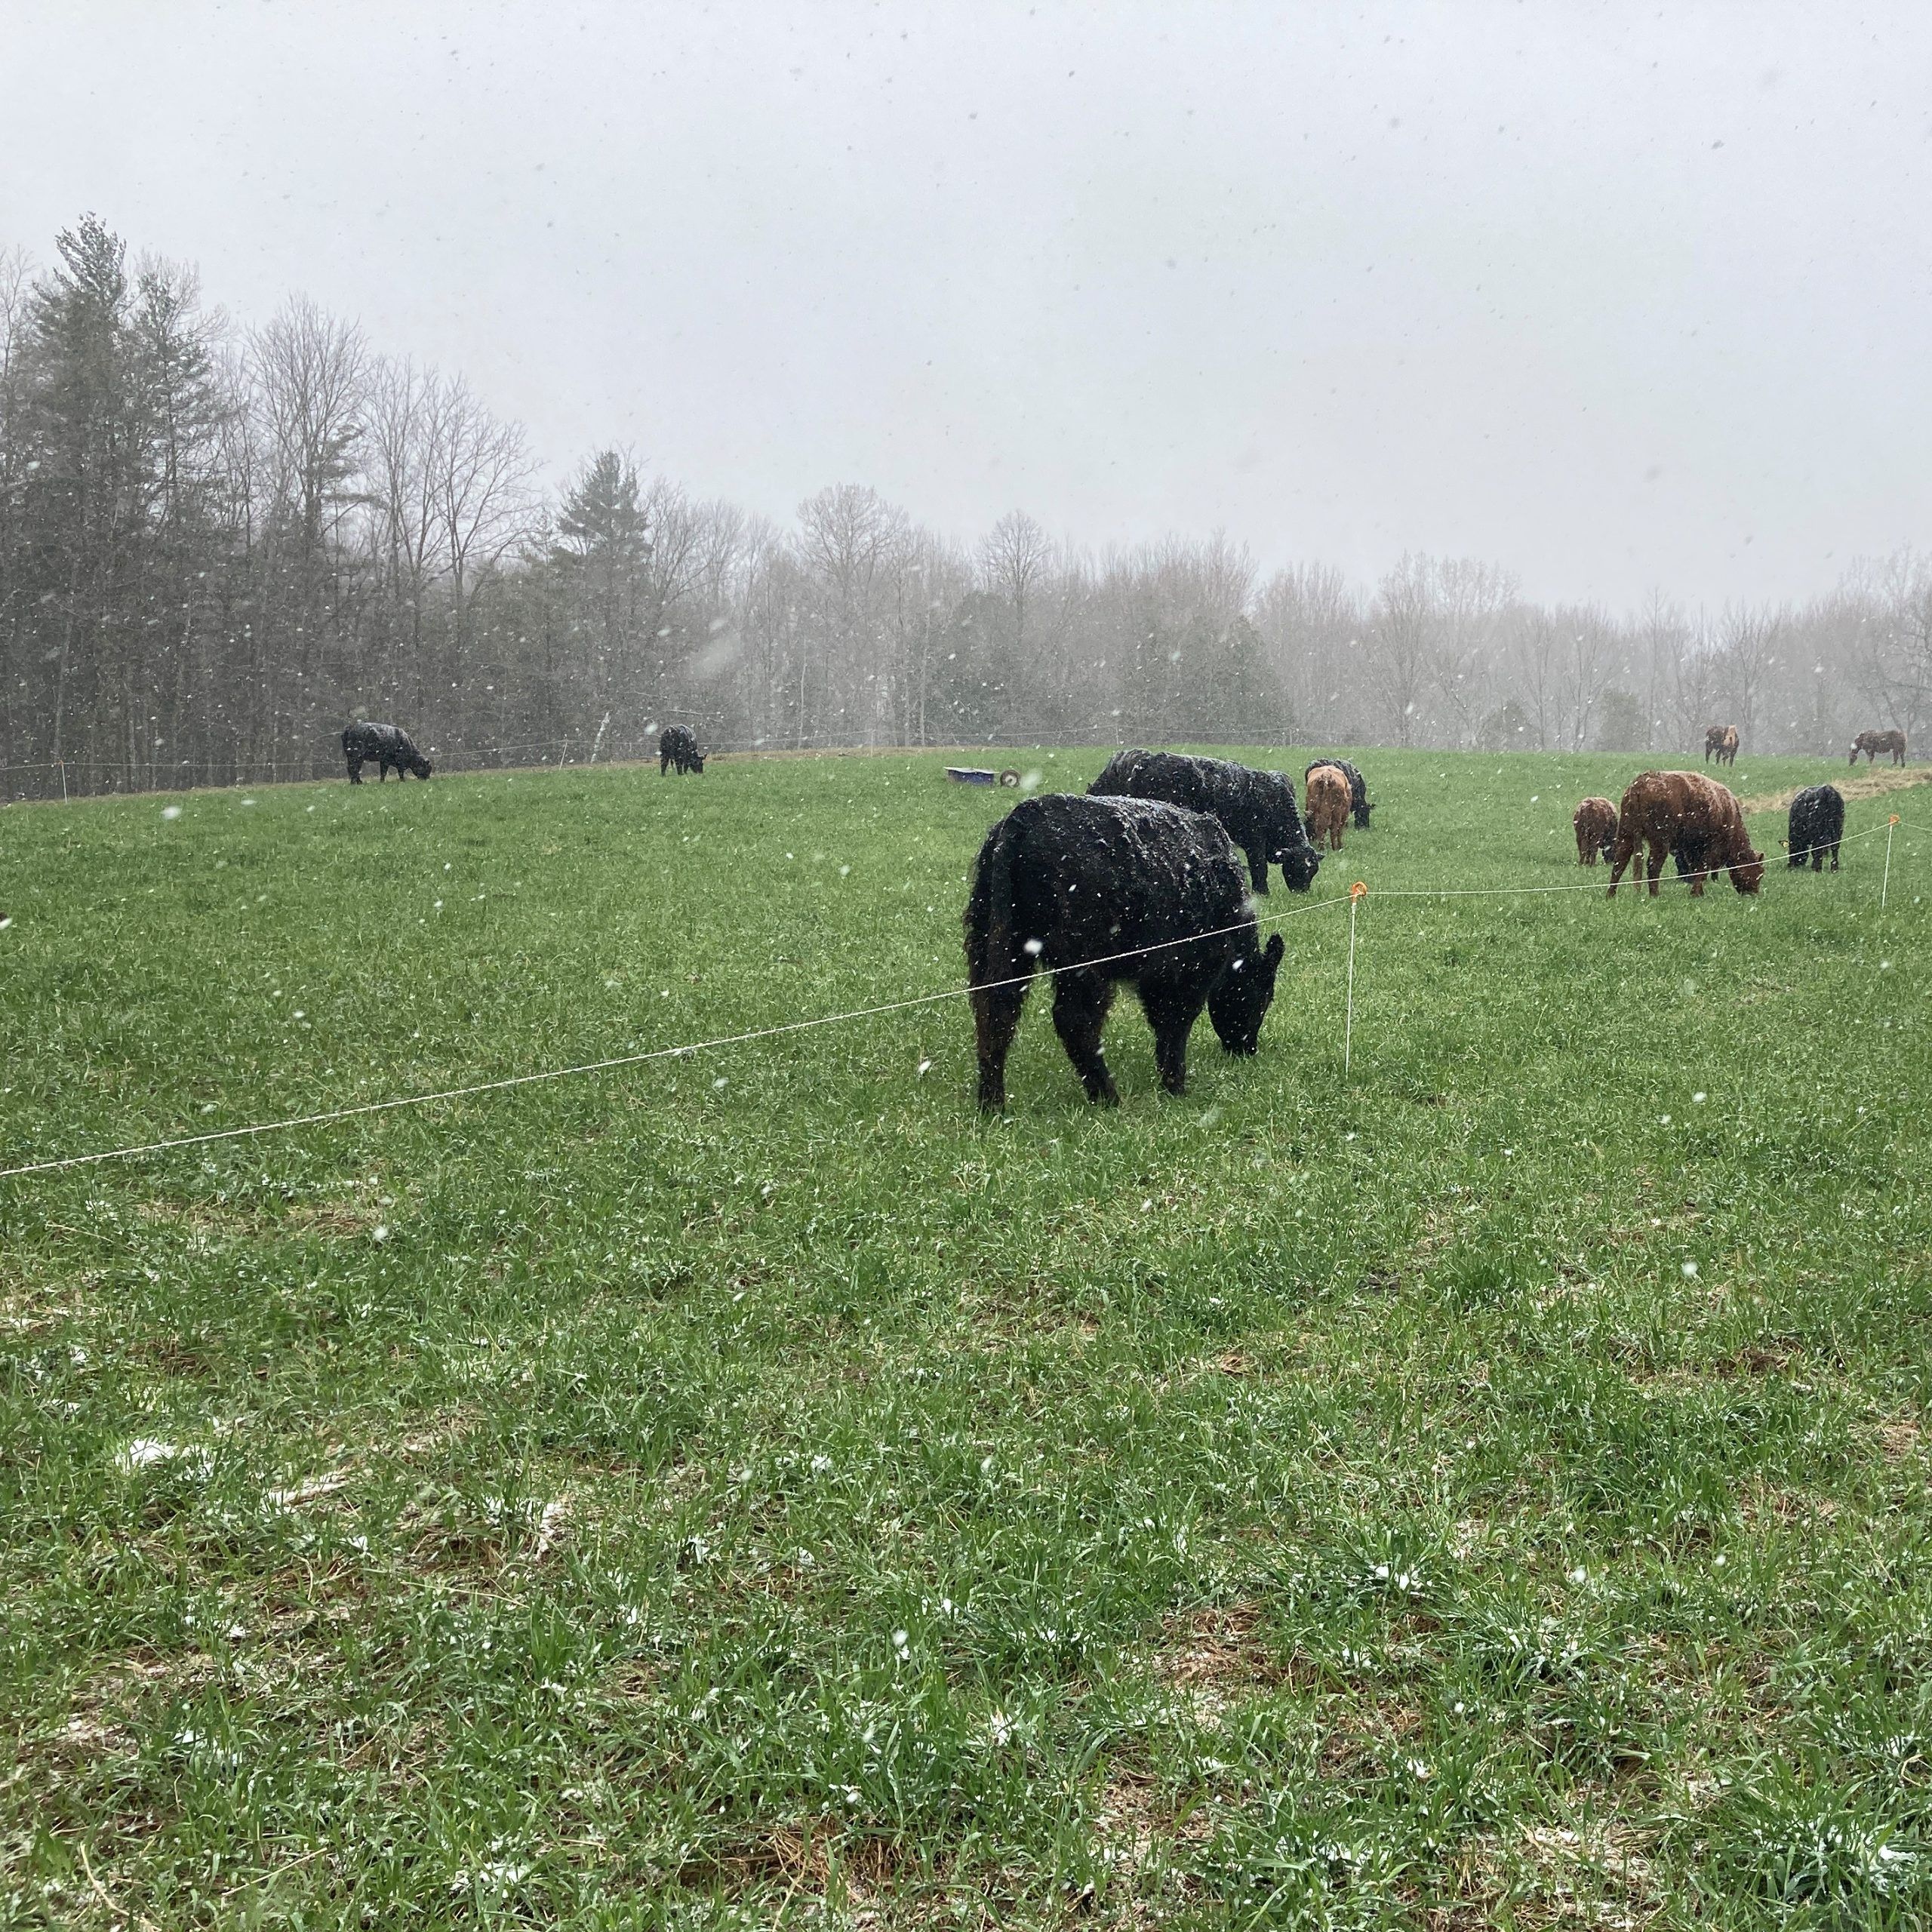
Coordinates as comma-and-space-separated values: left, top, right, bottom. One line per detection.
1093, 749, 1296, 845
1091, 749, 1213, 815
996, 792, 1248, 962
1622, 768, 1751, 852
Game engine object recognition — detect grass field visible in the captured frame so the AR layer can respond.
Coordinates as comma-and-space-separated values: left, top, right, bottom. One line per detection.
3, 746, 1930, 1929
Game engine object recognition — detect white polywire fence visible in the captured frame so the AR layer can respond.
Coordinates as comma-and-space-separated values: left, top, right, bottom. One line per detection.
0, 814, 1915, 1185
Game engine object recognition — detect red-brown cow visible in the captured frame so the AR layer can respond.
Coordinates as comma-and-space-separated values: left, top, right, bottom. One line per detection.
1573, 795, 1617, 866
1607, 771, 1764, 898
1303, 764, 1352, 851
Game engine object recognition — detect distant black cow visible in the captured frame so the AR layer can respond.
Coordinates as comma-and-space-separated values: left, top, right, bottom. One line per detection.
660, 724, 705, 775
964, 792, 1285, 1110
1089, 749, 1319, 895
342, 722, 431, 783
1305, 757, 1373, 830
1786, 784, 1844, 872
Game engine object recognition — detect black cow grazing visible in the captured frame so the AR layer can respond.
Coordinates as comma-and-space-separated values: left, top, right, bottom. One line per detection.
1786, 784, 1844, 872
964, 792, 1286, 1111
1089, 749, 1319, 895
659, 724, 705, 775
1305, 757, 1373, 830
342, 722, 431, 783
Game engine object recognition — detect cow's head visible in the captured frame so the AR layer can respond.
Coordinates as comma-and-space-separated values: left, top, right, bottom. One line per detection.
411, 753, 434, 779
690, 751, 706, 773
1274, 838, 1321, 892
1731, 846, 1764, 894
1208, 932, 1284, 1055
1269, 789, 1322, 891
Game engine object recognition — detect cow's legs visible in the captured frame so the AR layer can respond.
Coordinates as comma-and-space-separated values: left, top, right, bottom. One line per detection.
1051, 974, 1118, 1105
346, 756, 361, 783
1607, 835, 1637, 897
1138, 980, 1199, 1097
1646, 837, 1669, 896
970, 976, 1029, 1112
1246, 849, 1269, 896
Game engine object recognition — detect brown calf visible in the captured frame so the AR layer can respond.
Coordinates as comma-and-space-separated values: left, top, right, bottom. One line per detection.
1850, 728, 1907, 766
1703, 724, 1739, 766
1303, 764, 1352, 851
1608, 771, 1764, 898
1573, 795, 1617, 866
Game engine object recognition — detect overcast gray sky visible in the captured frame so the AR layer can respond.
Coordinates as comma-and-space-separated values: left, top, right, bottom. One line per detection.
5, 1, 1929, 608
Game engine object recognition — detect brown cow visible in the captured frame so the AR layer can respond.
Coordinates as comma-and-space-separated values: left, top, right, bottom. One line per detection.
1573, 795, 1617, 866
1303, 764, 1352, 851
1607, 771, 1764, 898
1850, 728, 1907, 767
1703, 724, 1739, 766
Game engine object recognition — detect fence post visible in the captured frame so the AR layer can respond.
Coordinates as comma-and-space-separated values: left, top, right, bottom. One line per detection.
1344, 881, 1367, 1075
1881, 814, 1899, 912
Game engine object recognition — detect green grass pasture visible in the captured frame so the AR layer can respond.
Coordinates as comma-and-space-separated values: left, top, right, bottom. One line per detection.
3, 747, 1930, 1927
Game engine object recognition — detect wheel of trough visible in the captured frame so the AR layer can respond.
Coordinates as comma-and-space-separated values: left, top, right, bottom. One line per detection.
998, 768, 1021, 788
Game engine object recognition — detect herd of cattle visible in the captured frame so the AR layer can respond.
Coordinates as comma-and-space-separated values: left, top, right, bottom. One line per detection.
968, 749, 1398, 1107
336, 722, 709, 782
964, 731, 1884, 1108
967, 752, 1321, 1110
1575, 771, 1844, 891
331, 717, 1897, 1109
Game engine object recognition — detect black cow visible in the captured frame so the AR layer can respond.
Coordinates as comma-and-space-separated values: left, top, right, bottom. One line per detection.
1304, 756, 1373, 830
342, 722, 431, 783
660, 724, 705, 775
1089, 749, 1319, 895
1786, 784, 1844, 872
964, 792, 1286, 1111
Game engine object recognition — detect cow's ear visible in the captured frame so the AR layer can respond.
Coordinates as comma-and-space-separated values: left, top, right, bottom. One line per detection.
1264, 934, 1284, 964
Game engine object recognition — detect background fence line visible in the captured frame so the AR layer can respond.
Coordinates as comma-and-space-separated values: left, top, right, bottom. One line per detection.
2, 728, 1155, 803
14, 728, 1919, 806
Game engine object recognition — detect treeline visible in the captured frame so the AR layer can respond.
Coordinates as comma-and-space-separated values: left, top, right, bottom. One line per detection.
4, 217, 1930, 799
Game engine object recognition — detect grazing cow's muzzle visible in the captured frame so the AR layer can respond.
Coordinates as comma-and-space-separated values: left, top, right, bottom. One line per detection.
1208, 932, 1286, 1055
1275, 844, 1321, 894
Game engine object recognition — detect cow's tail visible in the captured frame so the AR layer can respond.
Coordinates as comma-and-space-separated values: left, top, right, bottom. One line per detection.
964, 806, 1028, 995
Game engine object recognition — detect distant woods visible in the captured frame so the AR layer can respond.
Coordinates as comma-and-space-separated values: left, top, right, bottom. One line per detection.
4, 216, 1930, 797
